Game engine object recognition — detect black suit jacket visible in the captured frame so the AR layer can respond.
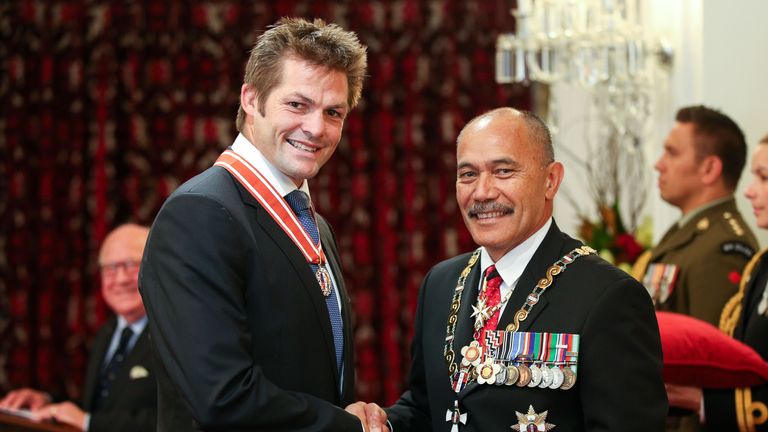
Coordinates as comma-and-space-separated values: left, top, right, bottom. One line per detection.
81, 317, 157, 431
388, 222, 668, 431
704, 250, 768, 431
139, 165, 360, 431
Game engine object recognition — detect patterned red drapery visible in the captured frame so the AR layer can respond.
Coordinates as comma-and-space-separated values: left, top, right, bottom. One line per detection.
0, 1, 530, 405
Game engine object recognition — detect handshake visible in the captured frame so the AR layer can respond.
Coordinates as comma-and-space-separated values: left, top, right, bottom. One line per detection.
346, 401, 390, 432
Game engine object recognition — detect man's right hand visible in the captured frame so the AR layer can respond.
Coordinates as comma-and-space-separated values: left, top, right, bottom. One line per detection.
0, 388, 51, 410
346, 401, 388, 432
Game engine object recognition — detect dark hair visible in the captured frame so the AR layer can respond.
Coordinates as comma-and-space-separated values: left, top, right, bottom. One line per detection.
236, 17, 368, 131
675, 105, 746, 189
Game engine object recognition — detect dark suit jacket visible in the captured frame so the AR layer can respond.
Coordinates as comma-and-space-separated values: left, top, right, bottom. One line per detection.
139, 165, 360, 431
388, 222, 668, 431
81, 317, 157, 432
704, 249, 768, 431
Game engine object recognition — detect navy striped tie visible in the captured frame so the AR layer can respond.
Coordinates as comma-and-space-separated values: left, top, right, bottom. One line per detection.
284, 190, 344, 374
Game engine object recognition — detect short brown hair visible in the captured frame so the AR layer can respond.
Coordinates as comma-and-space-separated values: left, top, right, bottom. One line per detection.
676, 105, 746, 190
236, 17, 368, 132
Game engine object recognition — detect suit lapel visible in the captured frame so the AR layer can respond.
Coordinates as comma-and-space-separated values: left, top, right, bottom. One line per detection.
497, 223, 565, 333
242, 188, 339, 386
454, 264, 482, 360
82, 318, 116, 410
101, 328, 150, 408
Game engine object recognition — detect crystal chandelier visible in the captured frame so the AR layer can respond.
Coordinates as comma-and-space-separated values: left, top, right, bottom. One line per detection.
495, 0, 670, 140
495, 0, 673, 235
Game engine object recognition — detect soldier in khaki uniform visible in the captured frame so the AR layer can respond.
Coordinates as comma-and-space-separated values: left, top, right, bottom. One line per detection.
633, 197, 757, 325
632, 105, 758, 432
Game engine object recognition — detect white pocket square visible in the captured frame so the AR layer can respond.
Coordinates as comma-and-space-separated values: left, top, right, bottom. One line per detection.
129, 365, 149, 380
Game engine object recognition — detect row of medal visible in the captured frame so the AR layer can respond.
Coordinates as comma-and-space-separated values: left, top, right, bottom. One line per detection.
453, 330, 580, 392
475, 358, 577, 390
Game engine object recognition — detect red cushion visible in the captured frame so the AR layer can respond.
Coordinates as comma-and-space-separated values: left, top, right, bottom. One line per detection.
656, 311, 768, 388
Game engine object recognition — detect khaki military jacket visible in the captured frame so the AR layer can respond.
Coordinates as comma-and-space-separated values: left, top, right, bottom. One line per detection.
632, 198, 758, 326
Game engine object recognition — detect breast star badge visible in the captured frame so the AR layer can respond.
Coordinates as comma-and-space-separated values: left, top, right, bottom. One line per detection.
511, 405, 556, 431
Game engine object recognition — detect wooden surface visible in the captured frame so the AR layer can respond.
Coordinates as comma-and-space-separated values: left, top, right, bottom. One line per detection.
0, 411, 80, 432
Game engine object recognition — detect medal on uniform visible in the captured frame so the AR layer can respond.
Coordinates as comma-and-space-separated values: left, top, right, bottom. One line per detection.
505, 364, 520, 385
516, 364, 532, 387
471, 298, 491, 331
440, 248, 590, 431
446, 400, 467, 432
476, 359, 500, 385
538, 365, 553, 388
528, 364, 543, 387
460, 341, 483, 367
549, 366, 564, 389
510, 405, 556, 431
560, 367, 577, 390
494, 363, 508, 385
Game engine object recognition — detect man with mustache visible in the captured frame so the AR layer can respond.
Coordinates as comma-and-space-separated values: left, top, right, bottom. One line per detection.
384, 108, 667, 431
139, 18, 387, 431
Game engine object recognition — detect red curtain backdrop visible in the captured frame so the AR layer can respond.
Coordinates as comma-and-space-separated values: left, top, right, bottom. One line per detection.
0, 1, 530, 405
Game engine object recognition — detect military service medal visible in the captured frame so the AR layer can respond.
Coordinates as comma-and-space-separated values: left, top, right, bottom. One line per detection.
441, 247, 591, 431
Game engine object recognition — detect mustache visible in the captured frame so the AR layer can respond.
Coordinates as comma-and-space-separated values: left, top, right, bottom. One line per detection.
467, 202, 514, 217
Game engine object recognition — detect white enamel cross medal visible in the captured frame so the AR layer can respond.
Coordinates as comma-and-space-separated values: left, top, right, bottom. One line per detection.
445, 400, 467, 432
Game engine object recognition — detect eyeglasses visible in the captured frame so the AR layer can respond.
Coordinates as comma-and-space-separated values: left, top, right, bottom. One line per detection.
100, 260, 141, 276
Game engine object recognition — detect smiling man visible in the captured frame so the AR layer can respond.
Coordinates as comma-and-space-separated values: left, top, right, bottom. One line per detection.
0, 224, 156, 432
385, 108, 667, 431
138, 18, 386, 431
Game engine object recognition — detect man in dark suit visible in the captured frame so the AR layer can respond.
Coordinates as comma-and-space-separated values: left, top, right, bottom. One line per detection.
383, 108, 667, 431
0, 223, 156, 431
138, 17, 386, 431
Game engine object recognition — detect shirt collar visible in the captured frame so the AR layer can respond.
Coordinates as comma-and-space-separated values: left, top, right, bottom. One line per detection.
117, 314, 148, 336
232, 133, 311, 198
479, 218, 552, 286
677, 195, 732, 228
